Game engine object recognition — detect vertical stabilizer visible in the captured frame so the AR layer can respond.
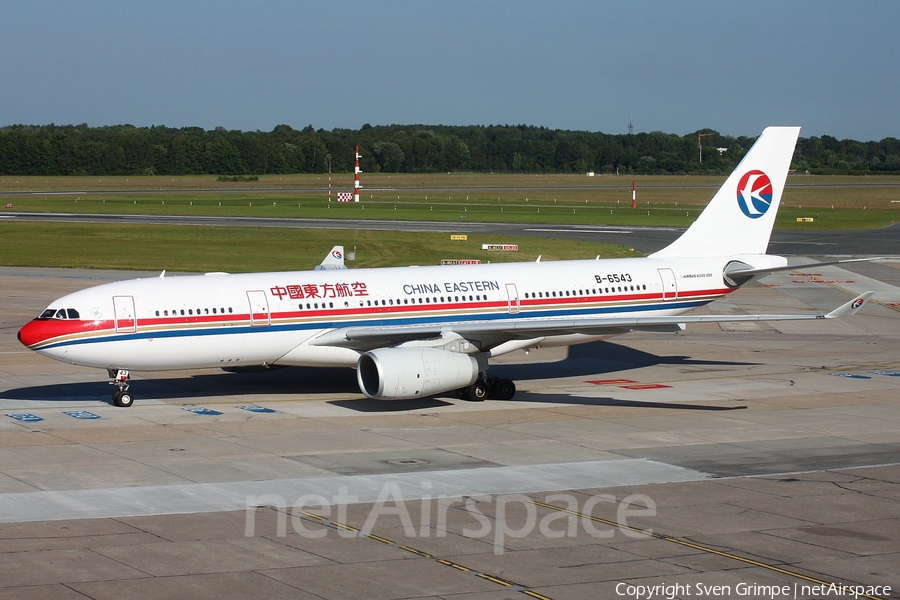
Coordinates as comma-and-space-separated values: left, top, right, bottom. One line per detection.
650, 126, 800, 258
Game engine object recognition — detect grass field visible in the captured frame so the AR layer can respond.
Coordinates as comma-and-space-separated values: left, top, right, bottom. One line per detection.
0, 222, 639, 272
3, 173, 898, 230
2, 173, 897, 271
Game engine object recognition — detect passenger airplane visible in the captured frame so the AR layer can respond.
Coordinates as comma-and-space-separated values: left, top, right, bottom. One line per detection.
18, 127, 876, 407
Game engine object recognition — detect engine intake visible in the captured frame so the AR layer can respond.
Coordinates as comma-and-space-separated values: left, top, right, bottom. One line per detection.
357, 347, 481, 400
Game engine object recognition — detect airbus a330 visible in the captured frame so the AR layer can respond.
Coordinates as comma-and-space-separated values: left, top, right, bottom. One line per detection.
18, 127, 875, 407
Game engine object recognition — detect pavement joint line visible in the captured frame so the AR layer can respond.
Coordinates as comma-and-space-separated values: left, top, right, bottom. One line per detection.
824, 280, 900, 313
298, 509, 553, 599
722, 461, 900, 480
529, 499, 887, 600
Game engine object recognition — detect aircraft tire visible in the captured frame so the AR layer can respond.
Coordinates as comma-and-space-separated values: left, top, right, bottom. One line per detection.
464, 381, 489, 402
113, 390, 134, 408
492, 379, 516, 400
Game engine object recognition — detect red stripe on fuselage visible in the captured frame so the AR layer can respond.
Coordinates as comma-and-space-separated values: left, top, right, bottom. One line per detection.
19, 287, 733, 348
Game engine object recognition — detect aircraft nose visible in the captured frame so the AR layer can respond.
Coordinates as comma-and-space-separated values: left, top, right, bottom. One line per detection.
18, 320, 52, 348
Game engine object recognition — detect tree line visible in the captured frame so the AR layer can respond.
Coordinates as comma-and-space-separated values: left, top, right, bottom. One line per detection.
1, 122, 898, 176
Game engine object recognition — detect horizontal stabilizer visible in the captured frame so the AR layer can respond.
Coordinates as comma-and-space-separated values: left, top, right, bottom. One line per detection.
724, 257, 887, 287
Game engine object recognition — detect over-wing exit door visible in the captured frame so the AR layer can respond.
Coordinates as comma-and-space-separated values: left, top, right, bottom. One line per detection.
506, 283, 520, 314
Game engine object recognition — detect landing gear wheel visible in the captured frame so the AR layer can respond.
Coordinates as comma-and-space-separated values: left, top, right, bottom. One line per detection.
491, 378, 516, 400
113, 390, 134, 408
108, 369, 133, 407
462, 380, 489, 402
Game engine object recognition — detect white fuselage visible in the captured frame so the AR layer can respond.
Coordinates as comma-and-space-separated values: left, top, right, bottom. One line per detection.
22, 254, 780, 372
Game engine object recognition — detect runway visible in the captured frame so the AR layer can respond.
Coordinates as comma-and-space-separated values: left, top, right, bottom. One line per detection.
1, 256, 899, 598
5, 210, 900, 256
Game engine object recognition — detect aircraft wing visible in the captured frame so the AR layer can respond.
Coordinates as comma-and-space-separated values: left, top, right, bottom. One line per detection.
311, 292, 874, 352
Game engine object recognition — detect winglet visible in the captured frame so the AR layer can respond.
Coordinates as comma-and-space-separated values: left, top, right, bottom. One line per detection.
825, 291, 874, 318
314, 246, 348, 270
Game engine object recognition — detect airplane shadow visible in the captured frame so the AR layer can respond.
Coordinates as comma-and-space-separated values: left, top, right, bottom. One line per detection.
1, 340, 756, 408
505, 391, 747, 411
487, 339, 755, 382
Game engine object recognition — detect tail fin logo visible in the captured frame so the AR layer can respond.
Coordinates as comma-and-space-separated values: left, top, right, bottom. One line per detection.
736, 170, 773, 219
331, 250, 343, 259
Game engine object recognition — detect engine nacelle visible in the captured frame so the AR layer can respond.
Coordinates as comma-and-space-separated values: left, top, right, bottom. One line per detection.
357, 347, 481, 400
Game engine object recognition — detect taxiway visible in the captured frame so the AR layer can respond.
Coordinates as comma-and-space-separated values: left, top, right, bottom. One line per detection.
1, 256, 899, 598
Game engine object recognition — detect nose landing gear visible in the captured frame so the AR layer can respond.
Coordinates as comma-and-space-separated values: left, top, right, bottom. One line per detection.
108, 369, 134, 407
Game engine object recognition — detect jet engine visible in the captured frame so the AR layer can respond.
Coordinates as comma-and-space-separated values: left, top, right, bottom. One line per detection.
357, 347, 481, 400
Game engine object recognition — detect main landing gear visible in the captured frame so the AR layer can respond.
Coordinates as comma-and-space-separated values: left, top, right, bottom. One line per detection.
108, 369, 134, 407
457, 375, 516, 402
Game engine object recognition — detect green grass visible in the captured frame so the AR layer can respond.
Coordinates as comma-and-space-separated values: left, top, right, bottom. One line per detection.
4, 172, 898, 230
0, 222, 639, 272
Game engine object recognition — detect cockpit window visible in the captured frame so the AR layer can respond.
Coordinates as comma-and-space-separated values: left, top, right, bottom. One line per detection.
37, 308, 80, 320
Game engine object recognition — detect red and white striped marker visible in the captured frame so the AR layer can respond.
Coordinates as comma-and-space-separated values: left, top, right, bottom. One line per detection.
354, 145, 361, 202
631, 180, 637, 209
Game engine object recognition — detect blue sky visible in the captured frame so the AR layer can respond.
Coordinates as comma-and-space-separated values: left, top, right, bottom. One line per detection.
2, 1, 898, 141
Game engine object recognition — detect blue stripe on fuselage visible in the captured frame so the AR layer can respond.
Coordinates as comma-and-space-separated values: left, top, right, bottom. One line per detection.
35, 298, 711, 351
